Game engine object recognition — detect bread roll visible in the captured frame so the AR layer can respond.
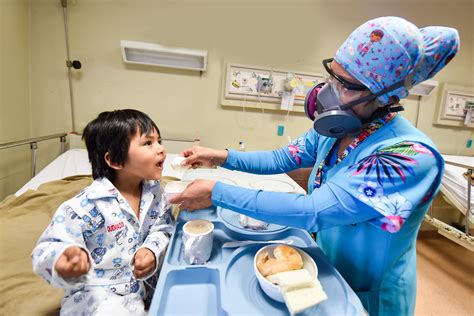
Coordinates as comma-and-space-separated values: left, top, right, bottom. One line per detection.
256, 245, 303, 277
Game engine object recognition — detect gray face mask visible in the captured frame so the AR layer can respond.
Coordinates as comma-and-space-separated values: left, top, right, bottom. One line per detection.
313, 81, 366, 138
304, 81, 405, 138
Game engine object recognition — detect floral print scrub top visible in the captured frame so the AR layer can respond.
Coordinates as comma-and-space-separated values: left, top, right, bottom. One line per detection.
211, 114, 444, 316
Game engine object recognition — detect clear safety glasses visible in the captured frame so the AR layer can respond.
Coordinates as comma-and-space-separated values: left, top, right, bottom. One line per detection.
322, 58, 370, 103
324, 75, 366, 103
322, 58, 368, 91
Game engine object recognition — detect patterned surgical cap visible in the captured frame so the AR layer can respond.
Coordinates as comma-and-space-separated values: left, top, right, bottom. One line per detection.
335, 16, 460, 104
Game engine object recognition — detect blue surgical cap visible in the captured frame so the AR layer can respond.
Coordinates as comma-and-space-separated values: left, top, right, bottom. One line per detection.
335, 16, 460, 104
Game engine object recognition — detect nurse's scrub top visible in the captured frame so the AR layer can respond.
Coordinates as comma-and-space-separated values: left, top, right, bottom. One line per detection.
211, 114, 443, 316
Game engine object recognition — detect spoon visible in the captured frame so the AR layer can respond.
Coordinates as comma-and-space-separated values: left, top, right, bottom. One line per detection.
222, 239, 294, 248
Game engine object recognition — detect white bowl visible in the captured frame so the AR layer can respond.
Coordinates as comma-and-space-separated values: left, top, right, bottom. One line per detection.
164, 180, 191, 201
253, 244, 317, 302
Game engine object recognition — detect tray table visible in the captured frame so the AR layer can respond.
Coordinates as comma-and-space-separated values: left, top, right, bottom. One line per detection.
148, 207, 364, 315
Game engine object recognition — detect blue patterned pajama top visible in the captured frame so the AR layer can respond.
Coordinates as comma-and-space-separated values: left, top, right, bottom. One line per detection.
32, 177, 174, 315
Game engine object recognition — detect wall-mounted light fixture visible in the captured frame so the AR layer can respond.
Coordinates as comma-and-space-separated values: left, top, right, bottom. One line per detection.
120, 40, 207, 71
409, 79, 439, 97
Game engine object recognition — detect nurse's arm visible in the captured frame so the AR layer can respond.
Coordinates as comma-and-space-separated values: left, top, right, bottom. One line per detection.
212, 181, 381, 232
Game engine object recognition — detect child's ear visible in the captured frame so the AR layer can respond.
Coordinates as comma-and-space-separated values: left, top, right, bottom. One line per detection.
104, 152, 123, 170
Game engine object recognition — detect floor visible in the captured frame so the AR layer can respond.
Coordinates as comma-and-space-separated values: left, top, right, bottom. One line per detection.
415, 237, 474, 315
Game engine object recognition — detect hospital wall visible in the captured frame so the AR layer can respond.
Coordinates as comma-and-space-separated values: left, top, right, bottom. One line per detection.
0, 0, 32, 198
1, 0, 473, 219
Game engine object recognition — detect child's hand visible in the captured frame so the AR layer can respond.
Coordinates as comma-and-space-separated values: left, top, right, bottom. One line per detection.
55, 246, 90, 279
133, 248, 156, 279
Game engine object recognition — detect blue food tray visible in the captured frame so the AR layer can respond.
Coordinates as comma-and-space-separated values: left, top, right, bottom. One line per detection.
148, 206, 364, 315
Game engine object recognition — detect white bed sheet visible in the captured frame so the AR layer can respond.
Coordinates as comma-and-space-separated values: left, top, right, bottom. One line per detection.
14, 150, 305, 197
15, 149, 92, 196
440, 155, 473, 221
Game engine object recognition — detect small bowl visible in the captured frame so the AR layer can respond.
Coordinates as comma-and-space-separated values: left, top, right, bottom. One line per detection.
164, 180, 191, 201
253, 244, 317, 302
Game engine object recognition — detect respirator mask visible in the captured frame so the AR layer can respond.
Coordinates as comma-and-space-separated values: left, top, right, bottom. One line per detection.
304, 58, 406, 138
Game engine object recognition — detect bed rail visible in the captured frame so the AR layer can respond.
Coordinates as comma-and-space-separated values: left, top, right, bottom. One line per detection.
424, 215, 474, 251
0, 133, 67, 177
425, 157, 473, 251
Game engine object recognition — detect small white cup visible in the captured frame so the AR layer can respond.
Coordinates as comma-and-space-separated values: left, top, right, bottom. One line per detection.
239, 214, 269, 230
182, 219, 214, 264
164, 180, 191, 202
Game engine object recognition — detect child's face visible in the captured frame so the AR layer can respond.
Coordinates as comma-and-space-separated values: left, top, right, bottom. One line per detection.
121, 128, 166, 182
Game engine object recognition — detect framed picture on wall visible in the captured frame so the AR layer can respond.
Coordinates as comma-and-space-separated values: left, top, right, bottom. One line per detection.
435, 84, 474, 129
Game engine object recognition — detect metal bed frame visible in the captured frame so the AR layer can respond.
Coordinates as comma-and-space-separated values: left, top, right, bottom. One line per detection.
424, 158, 474, 251
0, 133, 67, 177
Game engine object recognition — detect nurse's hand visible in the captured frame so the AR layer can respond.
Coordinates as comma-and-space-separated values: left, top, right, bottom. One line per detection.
181, 146, 228, 169
169, 179, 216, 211
55, 246, 90, 279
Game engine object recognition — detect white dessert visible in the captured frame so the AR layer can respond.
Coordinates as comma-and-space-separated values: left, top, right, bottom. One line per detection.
266, 269, 316, 292
283, 284, 327, 314
266, 268, 327, 314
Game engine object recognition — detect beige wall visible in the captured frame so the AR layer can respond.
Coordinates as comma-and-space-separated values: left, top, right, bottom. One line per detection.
1, 0, 473, 199
0, 0, 32, 198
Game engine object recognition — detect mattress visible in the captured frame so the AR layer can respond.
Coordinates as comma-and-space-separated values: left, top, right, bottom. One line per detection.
15, 149, 92, 196
440, 155, 473, 221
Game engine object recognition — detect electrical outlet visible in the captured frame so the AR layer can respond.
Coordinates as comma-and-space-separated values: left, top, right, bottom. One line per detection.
277, 125, 284, 136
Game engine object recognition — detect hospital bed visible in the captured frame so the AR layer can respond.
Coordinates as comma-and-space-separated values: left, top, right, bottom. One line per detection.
424, 155, 474, 251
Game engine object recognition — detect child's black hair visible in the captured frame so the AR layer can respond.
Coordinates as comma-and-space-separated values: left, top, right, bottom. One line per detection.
82, 109, 160, 181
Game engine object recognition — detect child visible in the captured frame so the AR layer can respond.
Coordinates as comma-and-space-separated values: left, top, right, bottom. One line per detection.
32, 109, 174, 315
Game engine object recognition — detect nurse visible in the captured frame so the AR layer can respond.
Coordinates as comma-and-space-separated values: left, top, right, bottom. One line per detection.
170, 16, 459, 315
